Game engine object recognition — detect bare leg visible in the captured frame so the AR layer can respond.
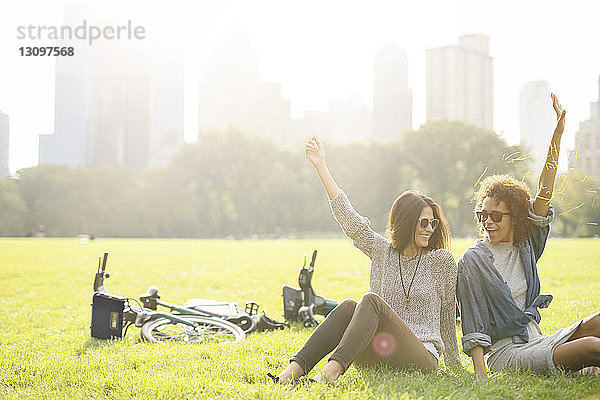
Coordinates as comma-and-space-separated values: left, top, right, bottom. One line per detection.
565, 314, 600, 342
553, 313, 600, 371
552, 337, 600, 371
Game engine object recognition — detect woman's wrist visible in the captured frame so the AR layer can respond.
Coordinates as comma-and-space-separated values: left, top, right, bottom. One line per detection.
312, 159, 327, 170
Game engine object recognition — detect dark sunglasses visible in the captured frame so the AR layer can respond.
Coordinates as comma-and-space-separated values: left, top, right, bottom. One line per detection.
475, 210, 511, 223
419, 218, 439, 230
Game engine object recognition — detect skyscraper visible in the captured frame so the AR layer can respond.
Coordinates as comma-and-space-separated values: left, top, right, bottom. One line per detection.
426, 34, 493, 129
39, 5, 184, 170
373, 42, 412, 140
569, 76, 600, 179
520, 81, 555, 173
39, 6, 89, 168
0, 111, 8, 177
198, 27, 291, 145
148, 44, 185, 168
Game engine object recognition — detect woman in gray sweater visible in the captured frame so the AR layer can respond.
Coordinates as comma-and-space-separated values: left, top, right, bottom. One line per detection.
271, 137, 462, 384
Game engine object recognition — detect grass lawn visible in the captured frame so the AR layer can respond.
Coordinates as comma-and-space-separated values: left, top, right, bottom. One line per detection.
0, 237, 599, 399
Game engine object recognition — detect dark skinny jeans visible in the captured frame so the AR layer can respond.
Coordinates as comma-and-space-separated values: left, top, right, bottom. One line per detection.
290, 292, 438, 374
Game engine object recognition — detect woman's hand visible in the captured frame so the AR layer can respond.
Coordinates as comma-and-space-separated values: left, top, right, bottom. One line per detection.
475, 368, 488, 380
305, 136, 325, 167
304, 136, 341, 200
551, 92, 566, 136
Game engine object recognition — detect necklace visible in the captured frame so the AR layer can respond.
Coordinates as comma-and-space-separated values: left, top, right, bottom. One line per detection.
398, 250, 422, 307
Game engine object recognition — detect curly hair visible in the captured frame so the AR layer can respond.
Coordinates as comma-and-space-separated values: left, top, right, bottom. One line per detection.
473, 174, 532, 243
387, 190, 451, 253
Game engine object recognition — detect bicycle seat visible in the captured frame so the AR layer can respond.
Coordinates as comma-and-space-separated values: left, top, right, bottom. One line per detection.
140, 285, 160, 298
140, 285, 160, 310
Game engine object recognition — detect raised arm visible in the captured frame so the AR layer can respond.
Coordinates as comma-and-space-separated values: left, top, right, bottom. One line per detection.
305, 136, 341, 200
306, 136, 388, 259
532, 93, 566, 217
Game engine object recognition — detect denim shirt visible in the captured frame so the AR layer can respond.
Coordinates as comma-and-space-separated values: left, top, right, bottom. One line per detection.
457, 205, 554, 355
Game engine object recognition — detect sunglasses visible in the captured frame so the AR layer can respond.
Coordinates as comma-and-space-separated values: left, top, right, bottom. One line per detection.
475, 211, 511, 223
419, 218, 439, 230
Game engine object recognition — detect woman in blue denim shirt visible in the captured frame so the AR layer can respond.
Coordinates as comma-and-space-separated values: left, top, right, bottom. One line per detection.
457, 94, 600, 378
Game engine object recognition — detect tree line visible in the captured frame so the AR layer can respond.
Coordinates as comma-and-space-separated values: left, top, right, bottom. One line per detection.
1, 120, 598, 238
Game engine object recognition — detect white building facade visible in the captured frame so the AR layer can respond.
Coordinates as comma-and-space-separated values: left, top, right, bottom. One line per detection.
569, 76, 600, 179
373, 42, 412, 140
426, 34, 493, 129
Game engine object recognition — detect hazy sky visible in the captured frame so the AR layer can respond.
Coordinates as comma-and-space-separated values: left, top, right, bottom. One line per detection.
1, 0, 599, 173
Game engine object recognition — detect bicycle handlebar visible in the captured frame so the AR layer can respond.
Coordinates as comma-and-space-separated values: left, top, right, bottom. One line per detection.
309, 250, 317, 271
101, 251, 108, 272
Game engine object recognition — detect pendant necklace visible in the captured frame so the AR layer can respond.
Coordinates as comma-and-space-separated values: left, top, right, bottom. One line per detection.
399, 250, 422, 308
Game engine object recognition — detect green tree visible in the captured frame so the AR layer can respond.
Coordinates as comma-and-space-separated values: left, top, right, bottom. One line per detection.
16, 165, 146, 237
553, 171, 600, 237
401, 120, 530, 237
0, 178, 27, 236
5, 125, 596, 238
167, 129, 331, 237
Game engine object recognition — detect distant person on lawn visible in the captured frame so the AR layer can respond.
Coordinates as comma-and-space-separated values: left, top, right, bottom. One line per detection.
270, 137, 462, 384
457, 93, 600, 378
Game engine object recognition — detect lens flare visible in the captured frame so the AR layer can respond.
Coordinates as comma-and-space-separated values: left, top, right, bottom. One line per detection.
372, 332, 396, 357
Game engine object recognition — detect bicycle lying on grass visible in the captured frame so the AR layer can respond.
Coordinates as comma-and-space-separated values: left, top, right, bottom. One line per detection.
91, 251, 256, 344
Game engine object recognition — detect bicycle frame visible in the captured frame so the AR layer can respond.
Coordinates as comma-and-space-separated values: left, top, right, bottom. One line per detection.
124, 303, 196, 327
93, 251, 252, 335
138, 285, 253, 330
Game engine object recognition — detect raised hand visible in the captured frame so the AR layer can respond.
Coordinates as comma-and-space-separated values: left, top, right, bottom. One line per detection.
533, 93, 566, 216
551, 92, 566, 136
305, 136, 325, 167
304, 136, 341, 200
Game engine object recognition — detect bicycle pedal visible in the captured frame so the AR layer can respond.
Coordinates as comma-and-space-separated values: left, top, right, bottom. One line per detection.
245, 301, 259, 315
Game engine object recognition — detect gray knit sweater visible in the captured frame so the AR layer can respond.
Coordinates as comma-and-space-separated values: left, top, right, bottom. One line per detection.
330, 191, 462, 369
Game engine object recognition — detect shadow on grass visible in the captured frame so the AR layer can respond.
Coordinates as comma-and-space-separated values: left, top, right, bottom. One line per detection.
76, 337, 123, 356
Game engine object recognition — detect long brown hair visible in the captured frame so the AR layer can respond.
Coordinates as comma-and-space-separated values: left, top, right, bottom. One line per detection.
387, 190, 451, 253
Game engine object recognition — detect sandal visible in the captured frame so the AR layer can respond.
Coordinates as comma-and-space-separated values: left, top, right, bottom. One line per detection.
267, 372, 316, 385
266, 372, 280, 383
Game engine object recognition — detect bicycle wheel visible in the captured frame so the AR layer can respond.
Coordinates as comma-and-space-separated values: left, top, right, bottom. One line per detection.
141, 315, 245, 344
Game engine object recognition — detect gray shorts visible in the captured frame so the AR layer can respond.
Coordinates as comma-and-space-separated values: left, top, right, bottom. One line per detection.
487, 312, 599, 375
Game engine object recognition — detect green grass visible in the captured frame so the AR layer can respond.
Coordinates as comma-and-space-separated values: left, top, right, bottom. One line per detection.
0, 238, 599, 399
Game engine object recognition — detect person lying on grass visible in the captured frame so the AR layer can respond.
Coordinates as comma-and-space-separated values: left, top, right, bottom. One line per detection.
457, 93, 600, 378
270, 136, 462, 384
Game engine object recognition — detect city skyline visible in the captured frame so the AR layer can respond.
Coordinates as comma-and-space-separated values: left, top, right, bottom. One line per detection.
38, 4, 184, 170
570, 76, 600, 179
1, 0, 599, 173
